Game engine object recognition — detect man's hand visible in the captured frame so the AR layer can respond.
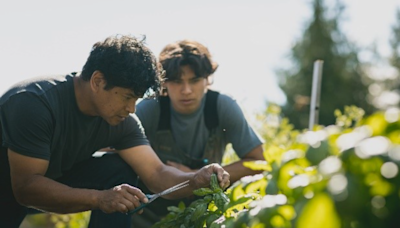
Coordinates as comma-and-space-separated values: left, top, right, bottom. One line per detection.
97, 184, 148, 214
191, 163, 230, 190
118, 145, 230, 199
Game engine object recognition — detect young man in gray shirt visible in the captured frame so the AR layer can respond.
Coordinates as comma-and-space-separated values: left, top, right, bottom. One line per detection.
134, 39, 264, 226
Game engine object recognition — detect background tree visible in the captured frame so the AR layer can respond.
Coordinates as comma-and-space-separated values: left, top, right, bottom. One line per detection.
388, 8, 400, 95
390, 9, 400, 71
277, 0, 375, 129
365, 8, 400, 110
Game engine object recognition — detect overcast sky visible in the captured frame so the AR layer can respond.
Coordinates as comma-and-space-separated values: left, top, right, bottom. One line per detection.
1, 0, 399, 116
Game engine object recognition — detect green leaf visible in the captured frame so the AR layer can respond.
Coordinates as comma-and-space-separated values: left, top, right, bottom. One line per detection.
213, 192, 229, 210
190, 203, 207, 222
205, 214, 220, 227
305, 140, 330, 165
296, 193, 341, 228
266, 179, 279, 195
210, 174, 220, 191
167, 206, 184, 213
193, 188, 214, 196
243, 160, 271, 171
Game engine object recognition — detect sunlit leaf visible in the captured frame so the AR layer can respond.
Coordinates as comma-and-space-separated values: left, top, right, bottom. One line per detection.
296, 193, 341, 228
230, 183, 246, 201
277, 205, 296, 220
243, 160, 272, 171
270, 215, 286, 227
244, 178, 268, 195
369, 179, 394, 197
387, 130, 400, 144
264, 145, 285, 165
360, 112, 388, 136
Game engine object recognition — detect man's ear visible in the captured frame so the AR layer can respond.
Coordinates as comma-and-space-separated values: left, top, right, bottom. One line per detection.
207, 75, 214, 85
161, 81, 168, 96
90, 71, 105, 92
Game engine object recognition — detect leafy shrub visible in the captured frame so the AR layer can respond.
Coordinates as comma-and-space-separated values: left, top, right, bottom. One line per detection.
154, 105, 400, 228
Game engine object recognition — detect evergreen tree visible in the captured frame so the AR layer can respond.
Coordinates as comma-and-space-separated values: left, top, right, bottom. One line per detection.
277, 0, 375, 129
375, 8, 400, 109
390, 9, 400, 75
366, 8, 400, 110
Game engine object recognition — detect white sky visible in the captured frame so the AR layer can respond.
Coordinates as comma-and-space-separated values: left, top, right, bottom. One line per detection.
1, 0, 399, 116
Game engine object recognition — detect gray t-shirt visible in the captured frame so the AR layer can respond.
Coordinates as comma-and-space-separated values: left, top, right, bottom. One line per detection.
136, 92, 263, 160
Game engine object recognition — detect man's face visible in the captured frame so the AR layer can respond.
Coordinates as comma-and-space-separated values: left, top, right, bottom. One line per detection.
93, 76, 140, 126
164, 65, 208, 114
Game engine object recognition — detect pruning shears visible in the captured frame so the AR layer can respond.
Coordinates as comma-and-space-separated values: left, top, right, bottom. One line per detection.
128, 180, 190, 214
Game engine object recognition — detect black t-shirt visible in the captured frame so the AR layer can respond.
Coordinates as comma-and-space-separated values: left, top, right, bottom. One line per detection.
0, 74, 148, 180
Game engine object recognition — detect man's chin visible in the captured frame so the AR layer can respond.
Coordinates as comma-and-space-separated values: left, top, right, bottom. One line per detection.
177, 106, 196, 115
107, 119, 122, 126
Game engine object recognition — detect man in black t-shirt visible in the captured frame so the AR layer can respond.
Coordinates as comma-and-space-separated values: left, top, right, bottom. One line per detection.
0, 35, 230, 228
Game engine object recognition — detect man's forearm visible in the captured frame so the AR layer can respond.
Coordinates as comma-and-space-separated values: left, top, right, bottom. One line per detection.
145, 165, 196, 200
223, 160, 263, 183
146, 164, 230, 200
14, 175, 100, 214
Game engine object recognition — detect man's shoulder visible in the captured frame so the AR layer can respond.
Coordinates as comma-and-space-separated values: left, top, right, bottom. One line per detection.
135, 98, 160, 121
137, 98, 159, 107
214, 91, 237, 106
1, 74, 72, 102
11, 74, 70, 90
214, 91, 246, 121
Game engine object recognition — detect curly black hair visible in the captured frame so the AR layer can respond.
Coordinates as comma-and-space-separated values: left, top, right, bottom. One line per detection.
158, 40, 218, 81
81, 34, 162, 97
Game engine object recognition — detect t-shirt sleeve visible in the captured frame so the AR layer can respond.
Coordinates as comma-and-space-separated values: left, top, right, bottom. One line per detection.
135, 98, 160, 138
218, 94, 264, 158
111, 114, 150, 150
0, 93, 53, 160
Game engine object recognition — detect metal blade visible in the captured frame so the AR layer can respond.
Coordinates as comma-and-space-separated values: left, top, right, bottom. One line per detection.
149, 180, 190, 203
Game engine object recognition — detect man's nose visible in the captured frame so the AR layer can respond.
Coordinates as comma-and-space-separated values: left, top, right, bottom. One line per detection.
181, 82, 192, 94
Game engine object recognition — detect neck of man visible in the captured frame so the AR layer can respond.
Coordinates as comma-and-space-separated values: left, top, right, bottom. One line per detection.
73, 76, 98, 116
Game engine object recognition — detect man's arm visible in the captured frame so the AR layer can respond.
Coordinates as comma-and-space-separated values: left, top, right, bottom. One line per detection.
221, 145, 264, 183
117, 145, 230, 199
8, 149, 148, 214
166, 145, 264, 183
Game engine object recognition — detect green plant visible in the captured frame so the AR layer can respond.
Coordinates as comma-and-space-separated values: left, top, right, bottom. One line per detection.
153, 174, 233, 228
153, 105, 400, 228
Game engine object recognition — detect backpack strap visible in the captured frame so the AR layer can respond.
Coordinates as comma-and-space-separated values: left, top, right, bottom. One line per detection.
204, 90, 219, 131
157, 90, 220, 131
157, 96, 171, 130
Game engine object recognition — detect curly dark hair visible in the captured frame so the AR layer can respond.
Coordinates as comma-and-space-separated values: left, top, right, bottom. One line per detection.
81, 34, 162, 97
158, 40, 218, 81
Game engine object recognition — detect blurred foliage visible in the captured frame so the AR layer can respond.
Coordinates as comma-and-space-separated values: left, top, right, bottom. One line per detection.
277, 0, 375, 129
49, 213, 90, 228
23, 211, 90, 228
222, 143, 241, 166
154, 103, 400, 228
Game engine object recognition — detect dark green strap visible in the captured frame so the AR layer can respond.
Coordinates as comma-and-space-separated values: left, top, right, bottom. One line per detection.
204, 90, 219, 131
157, 96, 171, 130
